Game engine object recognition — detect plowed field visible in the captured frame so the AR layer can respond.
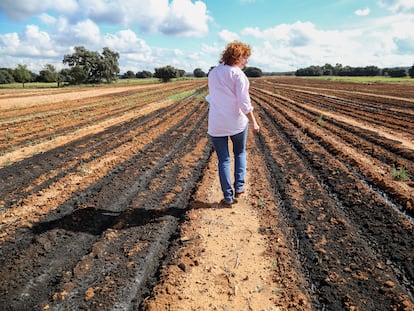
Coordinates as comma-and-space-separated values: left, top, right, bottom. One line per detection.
0, 77, 413, 310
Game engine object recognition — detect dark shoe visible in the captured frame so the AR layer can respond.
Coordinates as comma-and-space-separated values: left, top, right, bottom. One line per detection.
235, 191, 244, 198
219, 198, 238, 207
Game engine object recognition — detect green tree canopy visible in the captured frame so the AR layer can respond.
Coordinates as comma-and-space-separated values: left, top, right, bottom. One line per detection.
296, 65, 323, 76
58, 68, 71, 86
408, 64, 414, 78
193, 68, 206, 77
296, 64, 381, 77
321, 63, 334, 75
136, 70, 153, 78
384, 67, 407, 78
13, 64, 32, 87
176, 69, 185, 78
244, 66, 263, 77
122, 70, 136, 79
100, 47, 120, 82
0, 68, 15, 84
154, 65, 178, 82
38, 64, 58, 83
62, 46, 119, 84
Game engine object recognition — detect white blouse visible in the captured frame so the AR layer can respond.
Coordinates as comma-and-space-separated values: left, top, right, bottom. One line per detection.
207, 63, 253, 137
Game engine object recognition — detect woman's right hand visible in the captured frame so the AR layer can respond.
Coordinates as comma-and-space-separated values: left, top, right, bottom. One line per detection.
252, 120, 260, 133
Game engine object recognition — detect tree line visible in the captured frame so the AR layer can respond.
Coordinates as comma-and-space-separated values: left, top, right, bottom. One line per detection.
101, 63, 264, 81
0, 46, 203, 86
0, 46, 267, 87
0, 46, 121, 87
295, 63, 414, 78
4, 46, 411, 87
0, 46, 180, 86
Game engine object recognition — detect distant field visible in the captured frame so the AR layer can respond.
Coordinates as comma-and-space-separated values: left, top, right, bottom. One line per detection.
0, 82, 61, 89
0, 77, 201, 89
305, 75, 414, 83
1, 75, 412, 89
0, 79, 155, 89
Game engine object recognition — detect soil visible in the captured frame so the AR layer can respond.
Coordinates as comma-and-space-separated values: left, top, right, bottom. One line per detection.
0, 77, 413, 310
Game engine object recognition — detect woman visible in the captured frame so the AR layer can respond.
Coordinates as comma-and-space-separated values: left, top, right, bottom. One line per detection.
207, 41, 260, 206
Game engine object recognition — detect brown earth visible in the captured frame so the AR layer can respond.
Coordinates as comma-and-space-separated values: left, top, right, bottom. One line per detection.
0, 77, 413, 310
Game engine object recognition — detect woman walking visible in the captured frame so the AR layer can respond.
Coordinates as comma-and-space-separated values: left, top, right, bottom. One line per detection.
207, 41, 260, 206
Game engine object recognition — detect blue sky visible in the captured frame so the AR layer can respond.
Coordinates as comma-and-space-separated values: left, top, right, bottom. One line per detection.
0, 0, 413, 74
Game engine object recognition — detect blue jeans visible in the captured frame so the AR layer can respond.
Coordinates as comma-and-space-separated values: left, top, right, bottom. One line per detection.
210, 126, 248, 203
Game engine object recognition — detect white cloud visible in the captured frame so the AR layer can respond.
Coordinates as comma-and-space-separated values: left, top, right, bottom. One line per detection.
380, 15, 414, 52
103, 29, 151, 53
70, 19, 101, 45
0, 0, 77, 21
242, 14, 414, 72
73, 0, 210, 37
242, 27, 261, 37
51, 0, 79, 15
38, 13, 57, 25
200, 42, 221, 64
23, 25, 52, 48
218, 29, 240, 42
84, 0, 170, 31
0, 0, 48, 21
355, 8, 371, 16
0, 33, 20, 51
243, 21, 316, 47
159, 0, 210, 37
110, 31, 154, 72
378, 0, 414, 13
0, 24, 61, 70
173, 49, 185, 56
1, 0, 210, 37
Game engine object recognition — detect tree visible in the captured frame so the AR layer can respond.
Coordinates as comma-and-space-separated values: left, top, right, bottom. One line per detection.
100, 47, 120, 82
70, 65, 89, 84
57, 68, 71, 87
122, 70, 136, 79
63, 46, 96, 84
62, 46, 119, 84
176, 69, 185, 78
337, 65, 353, 76
193, 68, 206, 78
364, 66, 380, 76
13, 64, 32, 87
321, 63, 334, 75
38, 64, 58, 83
154, 65, 178, 82
408, 65, 414, 78
295, 65, 322, 76
333, 63, 343, 75
0, 68, 15, 84
386, 67, 407, 78
136, 70, 153, 78
244, 66, 263, 77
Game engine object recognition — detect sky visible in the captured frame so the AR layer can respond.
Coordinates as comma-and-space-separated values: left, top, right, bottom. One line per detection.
0, 0, 414, 74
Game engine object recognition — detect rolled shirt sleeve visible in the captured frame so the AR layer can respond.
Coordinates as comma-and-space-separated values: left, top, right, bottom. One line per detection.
234, 69, 253, 115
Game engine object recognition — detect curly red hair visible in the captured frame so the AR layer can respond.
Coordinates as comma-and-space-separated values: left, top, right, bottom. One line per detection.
220, 41, 251, 66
